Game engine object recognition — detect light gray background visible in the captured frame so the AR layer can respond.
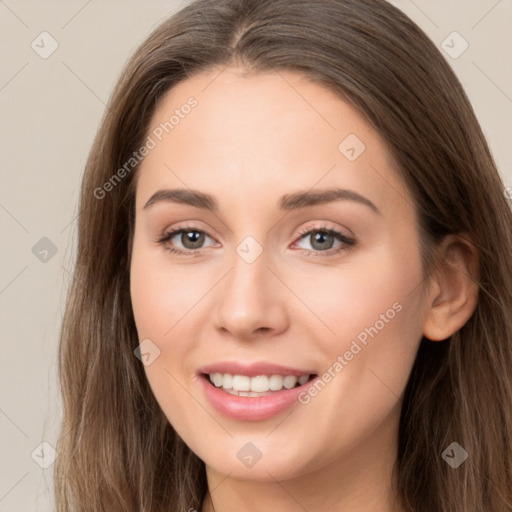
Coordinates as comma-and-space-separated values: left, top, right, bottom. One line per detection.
0, 1, 510, 510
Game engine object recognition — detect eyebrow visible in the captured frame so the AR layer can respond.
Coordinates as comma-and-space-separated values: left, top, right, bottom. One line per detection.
143, 187, 381, 215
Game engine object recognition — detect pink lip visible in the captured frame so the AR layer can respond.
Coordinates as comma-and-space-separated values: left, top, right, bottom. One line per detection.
197, 361, 318, 422
198, 361, 316, 377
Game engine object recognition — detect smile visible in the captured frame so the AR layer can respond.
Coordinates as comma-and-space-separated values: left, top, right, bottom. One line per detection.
198, 363, 319, 421
207, 373, 312, 396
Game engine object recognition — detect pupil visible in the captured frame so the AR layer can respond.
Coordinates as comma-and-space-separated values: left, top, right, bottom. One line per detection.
312, 231, 333, 250
183, 230, 204, 249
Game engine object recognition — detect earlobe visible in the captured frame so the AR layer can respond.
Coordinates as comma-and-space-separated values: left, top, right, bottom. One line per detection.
422, 234, 480, 342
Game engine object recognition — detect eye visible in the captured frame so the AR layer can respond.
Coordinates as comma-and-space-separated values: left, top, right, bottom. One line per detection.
292, 223, 356, 257
156, 222, 356, 258
156, 223, 217, 256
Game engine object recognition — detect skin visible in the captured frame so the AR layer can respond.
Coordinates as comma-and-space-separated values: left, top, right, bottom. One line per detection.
129, 67, 479, 512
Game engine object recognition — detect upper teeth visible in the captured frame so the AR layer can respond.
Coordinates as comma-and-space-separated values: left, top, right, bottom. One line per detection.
209, 373, 310, 392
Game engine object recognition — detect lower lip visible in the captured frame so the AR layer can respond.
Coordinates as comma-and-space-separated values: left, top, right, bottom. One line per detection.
199, 375, 317, 421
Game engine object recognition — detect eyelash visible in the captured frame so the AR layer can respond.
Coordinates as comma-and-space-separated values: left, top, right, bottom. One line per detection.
155, 222, 356, 258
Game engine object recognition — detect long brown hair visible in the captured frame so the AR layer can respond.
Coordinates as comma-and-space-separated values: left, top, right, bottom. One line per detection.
54, 0, 512, 510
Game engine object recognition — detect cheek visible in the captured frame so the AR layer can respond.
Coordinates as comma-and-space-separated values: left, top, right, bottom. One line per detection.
301, 242, 425, 420
294, 241, 425, 409
290, 240, 424, 349
129, 243, 207, 339
130, 247, 204, 433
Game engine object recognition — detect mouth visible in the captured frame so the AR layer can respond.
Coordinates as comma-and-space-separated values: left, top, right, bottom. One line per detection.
197, 365, 319, 421
201, 372, 317, 397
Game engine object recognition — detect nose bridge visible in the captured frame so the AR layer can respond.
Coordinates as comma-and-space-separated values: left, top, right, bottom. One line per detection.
222, 209, 274, 292
213, 234, 287, 337
226, 237, 272, 310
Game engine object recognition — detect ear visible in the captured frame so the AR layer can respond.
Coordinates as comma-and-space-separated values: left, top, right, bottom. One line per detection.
422, 234, 480, 341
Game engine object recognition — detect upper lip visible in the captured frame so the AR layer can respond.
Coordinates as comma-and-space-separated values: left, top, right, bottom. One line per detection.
199, 361, 317, 378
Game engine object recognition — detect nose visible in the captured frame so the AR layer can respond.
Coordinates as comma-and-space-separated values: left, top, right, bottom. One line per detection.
212, 245, 289, 341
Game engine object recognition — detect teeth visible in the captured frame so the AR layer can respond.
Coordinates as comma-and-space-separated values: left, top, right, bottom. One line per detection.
232, 375, 251, 391
298, 375, 310, 385
223, 373, 233, 390
212, 373, 223, 387
208, 373, 311, 393
251, 375, 269, 392
269, 375, 284, 390
283, 376, 297, 389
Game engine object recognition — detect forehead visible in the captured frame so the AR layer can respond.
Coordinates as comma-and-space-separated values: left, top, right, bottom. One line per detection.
135, 67, 412, 220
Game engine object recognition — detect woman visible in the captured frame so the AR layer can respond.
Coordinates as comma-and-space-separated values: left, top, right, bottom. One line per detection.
54, 0, 512, 511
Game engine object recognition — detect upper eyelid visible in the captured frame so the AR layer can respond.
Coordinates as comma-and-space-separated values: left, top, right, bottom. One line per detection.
163, 222, 348, 238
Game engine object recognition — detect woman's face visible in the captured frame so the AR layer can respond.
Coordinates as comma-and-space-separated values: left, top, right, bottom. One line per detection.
130, 68, 428, 481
